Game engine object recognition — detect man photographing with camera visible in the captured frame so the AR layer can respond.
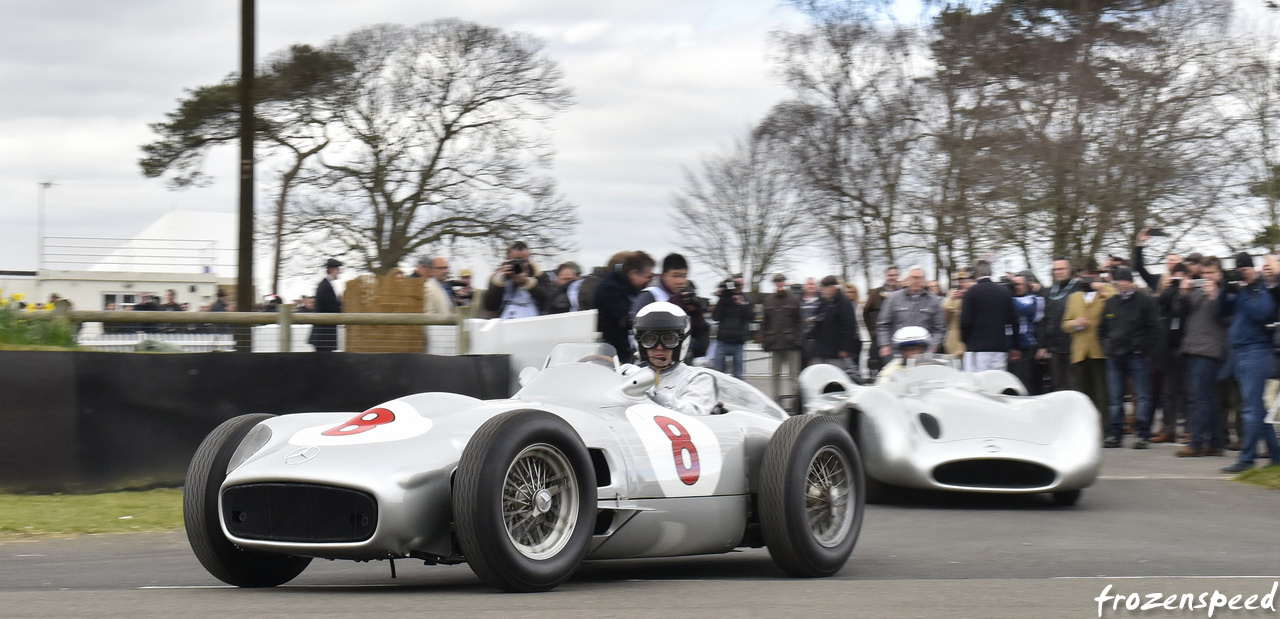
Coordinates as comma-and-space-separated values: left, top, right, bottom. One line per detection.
631, 253, 710, 363
712, 274, 755, 379
482, 241, 552, 320
1217, 252, 1280, 473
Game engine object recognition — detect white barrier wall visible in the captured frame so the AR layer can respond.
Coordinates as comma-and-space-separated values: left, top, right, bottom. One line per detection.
466, 310, 599, 386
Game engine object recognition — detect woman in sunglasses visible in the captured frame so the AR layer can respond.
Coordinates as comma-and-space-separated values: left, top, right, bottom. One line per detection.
634, 302, 718, 416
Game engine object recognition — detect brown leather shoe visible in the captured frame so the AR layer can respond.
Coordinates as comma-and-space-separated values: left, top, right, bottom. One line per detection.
1150, 433, 1175, 444
1175, 446, 1203, 457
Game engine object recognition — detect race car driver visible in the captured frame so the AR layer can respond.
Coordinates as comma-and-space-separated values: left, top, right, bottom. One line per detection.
633, 301, 718, 416
876, 325, 933, 382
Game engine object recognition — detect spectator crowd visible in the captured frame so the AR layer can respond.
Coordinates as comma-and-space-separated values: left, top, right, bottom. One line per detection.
60, 234, 1280, 473
455, 234, 1280, 474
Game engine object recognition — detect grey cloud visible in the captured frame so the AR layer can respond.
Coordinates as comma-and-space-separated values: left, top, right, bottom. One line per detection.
0, 1, 806, 280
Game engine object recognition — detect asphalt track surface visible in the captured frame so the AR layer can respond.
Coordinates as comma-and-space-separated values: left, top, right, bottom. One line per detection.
3, 445, 1278, 618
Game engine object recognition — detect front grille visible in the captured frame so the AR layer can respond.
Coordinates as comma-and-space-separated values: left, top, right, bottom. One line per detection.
223, 483, 377, 543
932, 459, 1056, 489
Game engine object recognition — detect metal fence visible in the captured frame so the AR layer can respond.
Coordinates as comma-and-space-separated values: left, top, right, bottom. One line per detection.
65, 308, 465, 354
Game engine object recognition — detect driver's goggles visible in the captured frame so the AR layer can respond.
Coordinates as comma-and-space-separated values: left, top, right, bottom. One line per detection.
637, 331, 682, 349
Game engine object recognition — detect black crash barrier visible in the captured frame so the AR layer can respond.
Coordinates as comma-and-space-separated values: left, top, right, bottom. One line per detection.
0, 351, 510, 493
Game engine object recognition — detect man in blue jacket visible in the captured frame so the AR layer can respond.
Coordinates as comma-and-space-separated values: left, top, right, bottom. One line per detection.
1217, 252, 1280, 473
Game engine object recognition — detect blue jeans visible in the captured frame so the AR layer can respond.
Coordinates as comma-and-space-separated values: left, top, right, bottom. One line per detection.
1186, 355, 1225, 449
1232, 347, 1280, 465
1105, 354, 1153, 440
715, 341, 745, 378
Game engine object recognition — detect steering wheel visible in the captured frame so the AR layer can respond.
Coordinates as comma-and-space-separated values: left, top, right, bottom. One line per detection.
577, 354, 617, 368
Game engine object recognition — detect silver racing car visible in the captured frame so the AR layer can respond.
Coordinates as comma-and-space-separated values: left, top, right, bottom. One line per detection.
185, 344, 865, 592
799, 359, 1100, 506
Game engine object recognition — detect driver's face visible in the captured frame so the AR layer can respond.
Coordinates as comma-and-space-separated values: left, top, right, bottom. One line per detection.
647, 343, 674, 369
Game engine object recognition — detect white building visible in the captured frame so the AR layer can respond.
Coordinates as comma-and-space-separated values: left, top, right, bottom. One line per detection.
0, 210, 246, 310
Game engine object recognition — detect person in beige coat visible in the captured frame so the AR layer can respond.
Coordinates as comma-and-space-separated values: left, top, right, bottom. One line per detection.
423, 257, 456, 317
1061, 270, 1114, 431
942, 268, 973, 356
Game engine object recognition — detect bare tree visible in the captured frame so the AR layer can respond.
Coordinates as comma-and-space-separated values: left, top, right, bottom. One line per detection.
671, 137, 813, 292
292, 20, 577, 274
762, 18, 930, 276
917, 0, 1233, 267
1223, 24, 1280, 252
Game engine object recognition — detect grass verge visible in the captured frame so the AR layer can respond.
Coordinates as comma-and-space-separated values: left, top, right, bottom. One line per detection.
1235, 466, 1280, 490
0, 489, 183, 540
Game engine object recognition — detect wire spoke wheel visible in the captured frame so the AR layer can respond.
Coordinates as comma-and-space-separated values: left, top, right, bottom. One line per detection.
760, 414, 864, 578
502, 443, 579, 560
803, 446, 853, 548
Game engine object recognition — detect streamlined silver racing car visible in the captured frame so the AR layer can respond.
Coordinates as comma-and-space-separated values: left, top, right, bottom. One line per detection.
185, 344, 865, 591
799, 359, 1100, 505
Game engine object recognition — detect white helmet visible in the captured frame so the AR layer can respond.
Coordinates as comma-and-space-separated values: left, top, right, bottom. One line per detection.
633, 302, 690, 366
891, 326, 930, 350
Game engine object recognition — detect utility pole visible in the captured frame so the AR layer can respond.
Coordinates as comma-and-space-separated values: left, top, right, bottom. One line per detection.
36, 181, 55, 273
235, 0, 256, 351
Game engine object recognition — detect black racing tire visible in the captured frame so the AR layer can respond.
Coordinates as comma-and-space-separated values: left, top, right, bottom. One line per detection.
454, 410, 596, 592
184, 413, 311, 587
759, 415, 865, 578
1052, 489, 1082, 507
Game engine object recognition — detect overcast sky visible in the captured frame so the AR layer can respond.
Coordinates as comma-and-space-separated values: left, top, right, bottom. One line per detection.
0, 0, 821, 298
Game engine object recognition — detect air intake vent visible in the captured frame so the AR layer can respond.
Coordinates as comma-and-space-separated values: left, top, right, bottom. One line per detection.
223, 483, 377, 543
933, 460, 1055, 489
918, 412, 941, 439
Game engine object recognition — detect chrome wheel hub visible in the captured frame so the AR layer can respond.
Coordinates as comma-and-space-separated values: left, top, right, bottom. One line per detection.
805, 445, 854, 548
502, 443, 579, 560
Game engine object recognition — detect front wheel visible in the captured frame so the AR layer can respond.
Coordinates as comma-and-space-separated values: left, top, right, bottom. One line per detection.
184, 413, 311, 587
759, 415, 864, 577
453, 410, 596, 592
1052, 489, 1082, 506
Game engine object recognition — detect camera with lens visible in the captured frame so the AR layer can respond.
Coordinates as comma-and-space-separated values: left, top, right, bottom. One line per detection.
503, 258, 528, 278
681, 284, 709, 312
1223, 269, 1245, 291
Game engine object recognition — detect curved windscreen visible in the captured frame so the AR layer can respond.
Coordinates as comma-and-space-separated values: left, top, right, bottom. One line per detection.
543, 343, 619, 369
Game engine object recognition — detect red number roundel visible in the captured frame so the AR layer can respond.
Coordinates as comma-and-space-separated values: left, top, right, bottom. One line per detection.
654, 415, 700, 485
322, 408, 396, 437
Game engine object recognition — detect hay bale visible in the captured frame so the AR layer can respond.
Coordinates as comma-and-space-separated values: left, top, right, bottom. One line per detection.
344, 274, 425, 353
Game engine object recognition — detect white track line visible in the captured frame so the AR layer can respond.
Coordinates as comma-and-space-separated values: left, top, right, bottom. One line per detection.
1055, 576, 1280, 580
1098, 475, 1230, 480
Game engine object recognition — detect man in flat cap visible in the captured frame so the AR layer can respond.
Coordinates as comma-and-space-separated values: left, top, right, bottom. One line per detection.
1098, 266, 1159, 448
761, 272, 804, 405
309, 258, 343, 352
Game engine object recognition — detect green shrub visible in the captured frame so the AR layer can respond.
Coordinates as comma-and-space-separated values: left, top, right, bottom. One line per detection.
0, 292, 78, 349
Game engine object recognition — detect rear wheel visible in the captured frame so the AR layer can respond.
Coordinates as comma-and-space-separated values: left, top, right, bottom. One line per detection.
184, 413, 311, 587
759, 415, 864, 577
453, 410, 596, 592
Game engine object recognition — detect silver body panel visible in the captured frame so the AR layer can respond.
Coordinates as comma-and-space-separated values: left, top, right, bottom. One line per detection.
219, 362, 784, 561
800, 362, 1101, 494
